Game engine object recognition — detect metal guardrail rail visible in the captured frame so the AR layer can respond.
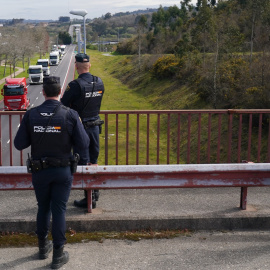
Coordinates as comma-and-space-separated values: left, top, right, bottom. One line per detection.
1, 163, 270, 213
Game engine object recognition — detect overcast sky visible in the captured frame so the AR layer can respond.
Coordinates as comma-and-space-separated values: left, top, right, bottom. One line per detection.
0, 0, 198, 20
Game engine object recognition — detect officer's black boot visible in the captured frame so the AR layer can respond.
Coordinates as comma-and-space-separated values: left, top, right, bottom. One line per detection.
74, 190, 96, 209
38, 235, 53, 259
51, 246, 69, 269
94, 189, 100, 201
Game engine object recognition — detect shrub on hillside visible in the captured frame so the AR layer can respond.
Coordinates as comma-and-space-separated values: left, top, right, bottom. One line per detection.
86, 44, 98, 50
151, 55, 183, 79
218, 57, 250, 108
115, 39, 137, 55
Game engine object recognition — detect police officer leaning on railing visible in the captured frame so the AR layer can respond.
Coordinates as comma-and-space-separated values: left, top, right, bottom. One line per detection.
14, 76, 89, 269
61, 53, 105, 209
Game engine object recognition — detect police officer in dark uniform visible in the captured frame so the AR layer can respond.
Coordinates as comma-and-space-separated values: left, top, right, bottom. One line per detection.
14, 76, 89, 269
61, 53, 104, 209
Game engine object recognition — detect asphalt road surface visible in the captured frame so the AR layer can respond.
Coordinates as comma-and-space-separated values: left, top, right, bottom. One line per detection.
0, 45, 76, 166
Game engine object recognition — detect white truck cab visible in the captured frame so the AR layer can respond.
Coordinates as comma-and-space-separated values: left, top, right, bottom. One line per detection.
60, 45, 66, 55
36, 59, 50, 76
28, 65, 43, 84
49, 51, 60, 65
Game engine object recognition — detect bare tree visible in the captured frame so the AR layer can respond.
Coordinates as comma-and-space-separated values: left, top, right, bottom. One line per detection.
18, 29, 35, 71
33, 26, 49, 58
8, 30, 22, 77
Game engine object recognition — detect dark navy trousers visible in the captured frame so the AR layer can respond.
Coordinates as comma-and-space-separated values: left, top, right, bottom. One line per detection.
32, 166, 72, 247
75, 125, 100, 165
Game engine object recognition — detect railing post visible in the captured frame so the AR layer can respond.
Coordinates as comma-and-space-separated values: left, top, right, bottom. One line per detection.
126, 114, 129, 165
240, 187, 248, 210
116, 114, 119, 165
86, 189, 93, 213
227, 111, 233, 163
248, 114, 253, 161
0, 115, 2, 166
157, 113, 160, 164
197, 113, 201, 164
9, 115, 12, 166
217, 114, 222, 163
105, 114, 108, 165
146, 113, 150, 165
167, 113, 171, 164
237, 114, 243, 163
136, 113, 140, 165
257, 113, 262, 162
177, 113, 181, 164
207, 113, 212, 163
187, 114, 191, 164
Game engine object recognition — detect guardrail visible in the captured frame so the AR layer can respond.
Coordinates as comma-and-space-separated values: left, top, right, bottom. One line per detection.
4, 109, 270, 166
1, 163, 269, 213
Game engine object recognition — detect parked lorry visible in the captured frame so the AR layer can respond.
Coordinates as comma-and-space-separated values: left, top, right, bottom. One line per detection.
1, 77, 30, 111
28, 65, 43, 84
36, 59, 50, 76
49, 51, 60, 65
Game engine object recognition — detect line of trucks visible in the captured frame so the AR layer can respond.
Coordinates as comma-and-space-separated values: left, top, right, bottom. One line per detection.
28, 45, 66, 84
1, 45, 66, 110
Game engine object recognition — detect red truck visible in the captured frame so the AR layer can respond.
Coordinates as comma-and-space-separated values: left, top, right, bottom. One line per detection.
1, 77, 30, 111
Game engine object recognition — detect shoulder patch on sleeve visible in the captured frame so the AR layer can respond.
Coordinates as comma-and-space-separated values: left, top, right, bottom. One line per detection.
65, 85, 70, 91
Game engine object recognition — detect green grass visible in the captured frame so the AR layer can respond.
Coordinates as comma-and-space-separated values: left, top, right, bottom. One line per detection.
87, 50, 154, 111
0, 229, 192, 247
0, 66, 18, 79
86, 50, 170, 165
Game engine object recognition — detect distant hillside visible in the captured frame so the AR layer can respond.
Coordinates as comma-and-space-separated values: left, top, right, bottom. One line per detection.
110, 8, 159, 18
0, 19, 54, 24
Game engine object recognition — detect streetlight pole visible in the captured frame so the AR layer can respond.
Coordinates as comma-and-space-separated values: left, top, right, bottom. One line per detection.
70, 9, 88, 54
76, 29, 81, 53
83, 15, 86, 54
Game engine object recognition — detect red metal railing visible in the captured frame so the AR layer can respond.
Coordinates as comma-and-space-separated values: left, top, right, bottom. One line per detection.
2, 109, 270, 166
101, 109, 270, 165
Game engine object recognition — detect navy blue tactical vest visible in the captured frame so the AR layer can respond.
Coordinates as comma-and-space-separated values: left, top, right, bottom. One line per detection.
28, 104, 72, 159
71, 76, 104, 120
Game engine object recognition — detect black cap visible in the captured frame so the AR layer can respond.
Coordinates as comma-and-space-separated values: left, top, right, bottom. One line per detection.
75, 53, 90, 63
43, 76, 60, 85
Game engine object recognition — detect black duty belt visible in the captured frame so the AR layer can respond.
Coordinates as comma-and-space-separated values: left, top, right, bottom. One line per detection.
83, 119, 104, 129
30, 157, 71, 172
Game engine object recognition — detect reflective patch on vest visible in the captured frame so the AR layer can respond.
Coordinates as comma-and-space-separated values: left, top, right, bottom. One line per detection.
85, 91, 103, 98
40, 113, 54, 117
34, 126, 61, 133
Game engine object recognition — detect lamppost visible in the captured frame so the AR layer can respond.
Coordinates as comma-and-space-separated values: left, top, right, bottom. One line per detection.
75, 28, 81, 53
70, 9, 88, 54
